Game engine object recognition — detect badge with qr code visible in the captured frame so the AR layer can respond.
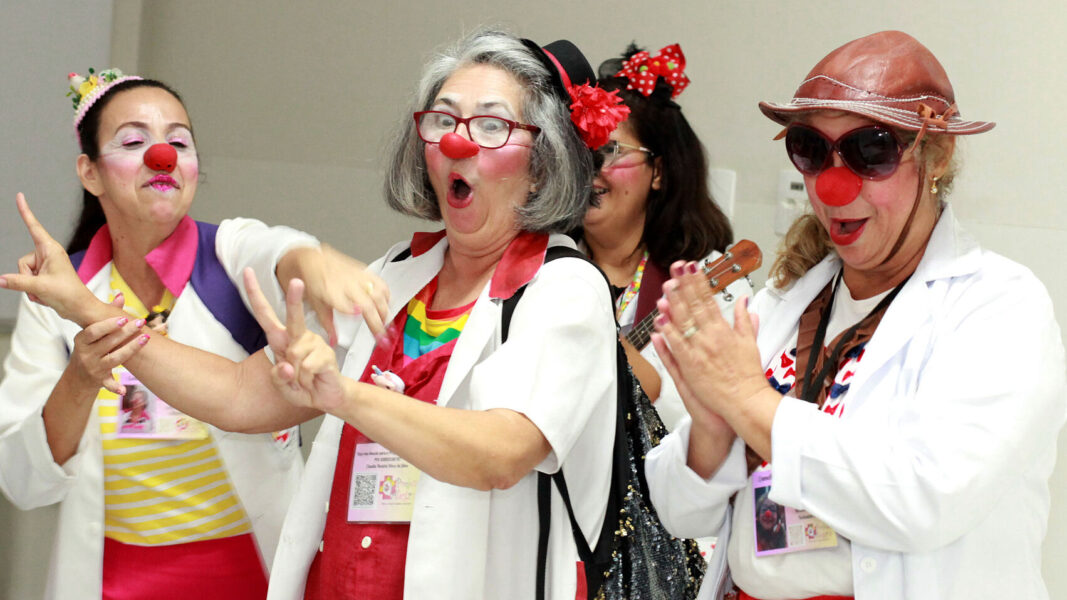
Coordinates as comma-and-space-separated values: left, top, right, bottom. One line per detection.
347, 441, 420, 523
752, 468, 837, 556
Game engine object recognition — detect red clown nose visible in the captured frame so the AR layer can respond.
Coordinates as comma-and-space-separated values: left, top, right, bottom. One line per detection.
144, 143, 178, 173
438, 132, 480, 159
814, 166, 862, 206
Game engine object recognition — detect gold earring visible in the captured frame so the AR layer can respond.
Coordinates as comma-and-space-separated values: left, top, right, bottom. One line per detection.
930, 176, 940, 196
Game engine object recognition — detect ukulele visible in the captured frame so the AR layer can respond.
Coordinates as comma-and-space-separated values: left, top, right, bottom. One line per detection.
624, 239, 763, 351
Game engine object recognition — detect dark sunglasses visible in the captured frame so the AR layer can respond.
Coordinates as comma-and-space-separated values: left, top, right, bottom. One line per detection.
785, 124, 907, 180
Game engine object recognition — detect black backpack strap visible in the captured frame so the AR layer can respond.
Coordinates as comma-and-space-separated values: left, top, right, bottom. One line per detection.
535, 472, 552, 600
501, 244, 614, 600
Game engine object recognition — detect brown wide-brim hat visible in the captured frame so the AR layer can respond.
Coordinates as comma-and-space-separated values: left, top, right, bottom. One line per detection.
759, 30, 995, 135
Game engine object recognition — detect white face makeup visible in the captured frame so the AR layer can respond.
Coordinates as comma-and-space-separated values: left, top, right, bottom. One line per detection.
100, 122, 196, 161
82, 86, 199, 238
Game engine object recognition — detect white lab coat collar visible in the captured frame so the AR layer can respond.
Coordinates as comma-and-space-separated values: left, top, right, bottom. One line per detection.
757, 204, 979, 386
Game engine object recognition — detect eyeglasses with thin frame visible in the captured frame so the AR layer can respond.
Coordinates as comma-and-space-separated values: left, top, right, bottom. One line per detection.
413, 110, 541, 149
784, 124, 909, 180
596, 140, 655, 170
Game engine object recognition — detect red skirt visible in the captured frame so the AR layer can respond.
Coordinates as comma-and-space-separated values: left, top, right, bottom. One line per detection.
102, 533, 267, 600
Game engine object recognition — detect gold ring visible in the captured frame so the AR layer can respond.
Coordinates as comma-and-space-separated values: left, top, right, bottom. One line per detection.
682, 325, 699, 339
364, 282, 374, 294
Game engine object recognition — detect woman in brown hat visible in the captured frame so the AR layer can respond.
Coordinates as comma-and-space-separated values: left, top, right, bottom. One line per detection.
643, 31, 1066, 599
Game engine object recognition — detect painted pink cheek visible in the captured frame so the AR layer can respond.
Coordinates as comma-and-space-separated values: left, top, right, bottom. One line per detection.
425, 145, 446, 170
99, 153, 144, 178
183, 160, 199, 181
477, 145, 530, 179
602, 163, 647, 187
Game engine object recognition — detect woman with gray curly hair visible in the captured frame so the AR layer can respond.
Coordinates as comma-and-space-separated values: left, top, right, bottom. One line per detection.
4, 30, 628, 600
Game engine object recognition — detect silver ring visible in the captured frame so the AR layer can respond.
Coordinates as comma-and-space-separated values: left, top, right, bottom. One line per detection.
682, 325, 699, 339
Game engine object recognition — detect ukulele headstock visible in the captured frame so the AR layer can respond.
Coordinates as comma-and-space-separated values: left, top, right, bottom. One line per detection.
700, 239, 762, 296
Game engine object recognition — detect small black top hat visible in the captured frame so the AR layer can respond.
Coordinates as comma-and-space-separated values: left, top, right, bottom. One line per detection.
520, 38, 595, 103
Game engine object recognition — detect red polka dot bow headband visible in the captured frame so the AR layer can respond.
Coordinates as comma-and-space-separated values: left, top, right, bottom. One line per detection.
615, 43, 690, 99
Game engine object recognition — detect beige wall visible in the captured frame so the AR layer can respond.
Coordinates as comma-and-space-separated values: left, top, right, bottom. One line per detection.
3, 0, 1066, 597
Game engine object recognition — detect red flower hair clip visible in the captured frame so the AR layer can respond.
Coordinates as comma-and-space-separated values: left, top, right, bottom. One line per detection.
567, 84, 630, 149
616, 43, 690, 99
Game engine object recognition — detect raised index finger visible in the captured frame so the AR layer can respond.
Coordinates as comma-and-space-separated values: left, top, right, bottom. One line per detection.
15, 193, 56, 247
285, 278, 308, 340
244, 267, 285, 334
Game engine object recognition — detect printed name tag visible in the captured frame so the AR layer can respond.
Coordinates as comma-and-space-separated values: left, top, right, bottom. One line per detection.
115, 368, 209, 440
347, 441, 420, 523
752, 468, 837, 556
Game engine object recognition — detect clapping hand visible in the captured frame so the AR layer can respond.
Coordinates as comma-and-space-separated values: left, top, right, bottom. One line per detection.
651, 260, 764, 428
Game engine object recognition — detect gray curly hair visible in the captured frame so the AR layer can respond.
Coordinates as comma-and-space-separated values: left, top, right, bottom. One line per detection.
384, 30, 594, 233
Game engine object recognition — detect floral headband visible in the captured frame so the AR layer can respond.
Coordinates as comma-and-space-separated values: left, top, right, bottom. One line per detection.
68, 67, 143, 131
615, 43, 690, 99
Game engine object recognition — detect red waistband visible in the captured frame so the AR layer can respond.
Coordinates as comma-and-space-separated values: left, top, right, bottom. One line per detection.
102, 534, 266, 600
737, 591, 852, 600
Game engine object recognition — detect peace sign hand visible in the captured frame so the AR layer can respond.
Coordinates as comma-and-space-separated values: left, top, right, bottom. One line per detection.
0, 193, 99, 326
244, 268, 347, 413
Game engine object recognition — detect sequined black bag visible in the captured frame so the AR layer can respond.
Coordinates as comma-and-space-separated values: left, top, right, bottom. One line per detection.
503, 246, 706, 600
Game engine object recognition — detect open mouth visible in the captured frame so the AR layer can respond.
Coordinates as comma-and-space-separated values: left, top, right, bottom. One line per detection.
589, 185, 607, 208
829, 218, 867, 245
447, 174, 473, 209
146, 174, 178, 192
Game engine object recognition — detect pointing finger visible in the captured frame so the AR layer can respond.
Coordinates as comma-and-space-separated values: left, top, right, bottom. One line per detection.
15, 193, 56, 247
244, 268, 285, 334
285, 278, 308, 340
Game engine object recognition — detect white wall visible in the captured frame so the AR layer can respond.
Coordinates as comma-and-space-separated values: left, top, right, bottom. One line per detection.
3, 0, 1065, 597
0, 1, 114, 322
0, 2, 113, 597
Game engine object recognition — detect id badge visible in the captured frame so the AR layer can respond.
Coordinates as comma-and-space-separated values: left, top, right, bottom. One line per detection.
347, 441, 420, 523
752, 468, 837, 556
115, 368, 209, 440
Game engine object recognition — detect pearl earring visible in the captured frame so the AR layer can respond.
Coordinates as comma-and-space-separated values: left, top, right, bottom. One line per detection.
930, 176, 940, 195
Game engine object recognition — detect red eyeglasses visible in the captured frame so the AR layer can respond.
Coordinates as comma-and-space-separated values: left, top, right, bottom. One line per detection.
414, 111, 540, 149
785, 124, 908, 180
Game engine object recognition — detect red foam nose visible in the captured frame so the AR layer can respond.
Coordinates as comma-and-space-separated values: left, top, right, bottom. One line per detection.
814, 166, 862, 207
439, 132, 480, 159
144, 143, 178, 173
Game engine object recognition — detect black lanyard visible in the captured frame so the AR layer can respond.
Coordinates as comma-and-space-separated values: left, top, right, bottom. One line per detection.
799, 269, 909, 405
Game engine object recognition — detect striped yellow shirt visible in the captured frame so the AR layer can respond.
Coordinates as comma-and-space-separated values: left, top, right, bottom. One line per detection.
98, 269, 251, 546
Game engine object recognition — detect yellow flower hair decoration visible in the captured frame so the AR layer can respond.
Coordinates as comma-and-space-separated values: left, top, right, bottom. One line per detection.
68, 67, 142, 131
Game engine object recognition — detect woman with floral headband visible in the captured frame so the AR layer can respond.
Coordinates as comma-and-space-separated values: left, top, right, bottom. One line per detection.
2, 30, 628, 600
645, 31, 1066, 599
577, 43, 752, 431
0, 69, 382, 600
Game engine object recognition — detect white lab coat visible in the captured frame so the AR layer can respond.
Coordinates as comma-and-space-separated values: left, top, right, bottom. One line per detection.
0, 219, 310, 600
647, 205, 1067, 599
256, 233, 618, 600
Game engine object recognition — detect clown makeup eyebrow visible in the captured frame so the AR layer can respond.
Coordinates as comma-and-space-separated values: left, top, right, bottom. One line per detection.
431, 96, 517, 119
102, 121, 196, 154
111, 120, 195, 137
